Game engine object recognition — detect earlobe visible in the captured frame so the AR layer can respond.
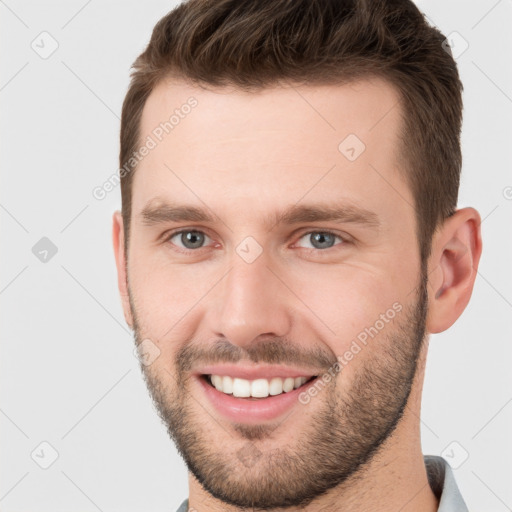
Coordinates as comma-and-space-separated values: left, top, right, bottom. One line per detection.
112, 210, 134, 329
426, 207, 483, 334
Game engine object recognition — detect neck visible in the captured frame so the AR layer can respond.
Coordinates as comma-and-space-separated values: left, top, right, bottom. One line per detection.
187, 431, 438, 512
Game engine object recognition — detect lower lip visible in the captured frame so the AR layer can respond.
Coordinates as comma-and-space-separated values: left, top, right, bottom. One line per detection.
197, 376, 315, 423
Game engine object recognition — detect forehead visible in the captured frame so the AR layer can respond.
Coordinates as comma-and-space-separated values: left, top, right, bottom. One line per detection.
132, 77, 412, 227
139, 77, 402, 154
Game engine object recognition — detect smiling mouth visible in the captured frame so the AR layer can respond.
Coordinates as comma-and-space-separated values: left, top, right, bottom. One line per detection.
203, 374, 317, 399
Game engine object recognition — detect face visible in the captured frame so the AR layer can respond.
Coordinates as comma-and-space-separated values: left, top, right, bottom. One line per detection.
121, 78, 428, 507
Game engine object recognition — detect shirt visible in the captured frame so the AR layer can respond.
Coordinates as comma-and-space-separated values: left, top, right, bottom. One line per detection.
175, 455, 468, 511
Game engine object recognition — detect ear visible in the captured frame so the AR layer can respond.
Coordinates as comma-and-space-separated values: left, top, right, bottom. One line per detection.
426, 207, 483, 333
112, 210, 134, 329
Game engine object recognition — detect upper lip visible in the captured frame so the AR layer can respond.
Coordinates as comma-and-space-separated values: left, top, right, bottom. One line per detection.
196, 363, 319, 380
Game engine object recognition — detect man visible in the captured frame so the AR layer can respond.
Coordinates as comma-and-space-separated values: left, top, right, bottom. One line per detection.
112, 0, 482, 510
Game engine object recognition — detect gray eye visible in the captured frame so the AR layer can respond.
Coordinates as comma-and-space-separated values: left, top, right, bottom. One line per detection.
309, 232, 336, 249
173, 230, 208, 249
296, 232, 342, 250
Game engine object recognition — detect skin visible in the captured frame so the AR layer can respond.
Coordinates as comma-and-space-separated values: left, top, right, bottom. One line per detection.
112, 77, 482, 511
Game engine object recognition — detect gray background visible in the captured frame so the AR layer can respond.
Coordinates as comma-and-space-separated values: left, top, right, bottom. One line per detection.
1, 0, 511, 510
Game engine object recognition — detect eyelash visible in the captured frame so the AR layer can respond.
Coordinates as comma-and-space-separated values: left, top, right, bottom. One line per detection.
163, 228, 350, 254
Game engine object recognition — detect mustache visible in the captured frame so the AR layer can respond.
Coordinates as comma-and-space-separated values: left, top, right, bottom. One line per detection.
176, 337, 338, 374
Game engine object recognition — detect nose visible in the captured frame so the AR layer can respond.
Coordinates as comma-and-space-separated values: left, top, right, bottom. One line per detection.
211, 252, 292, 349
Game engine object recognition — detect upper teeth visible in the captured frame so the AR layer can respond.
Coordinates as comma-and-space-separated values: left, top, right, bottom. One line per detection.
209, 375, 310, 398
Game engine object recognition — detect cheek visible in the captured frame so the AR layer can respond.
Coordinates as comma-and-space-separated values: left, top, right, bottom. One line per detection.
292, 271, 412, 386
128, 249, 219, 338
288, 263, 413, 347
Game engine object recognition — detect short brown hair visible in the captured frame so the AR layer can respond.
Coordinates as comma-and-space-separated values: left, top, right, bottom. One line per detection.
120, 0, 463, 263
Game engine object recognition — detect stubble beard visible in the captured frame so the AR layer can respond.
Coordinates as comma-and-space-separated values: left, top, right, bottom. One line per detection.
130, 274, 428, 508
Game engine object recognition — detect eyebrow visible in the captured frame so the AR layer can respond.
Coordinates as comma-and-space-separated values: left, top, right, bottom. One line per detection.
139, 199, 380, 231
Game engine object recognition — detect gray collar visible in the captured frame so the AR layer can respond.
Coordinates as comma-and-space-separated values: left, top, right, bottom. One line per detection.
425, 455, 468, 511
